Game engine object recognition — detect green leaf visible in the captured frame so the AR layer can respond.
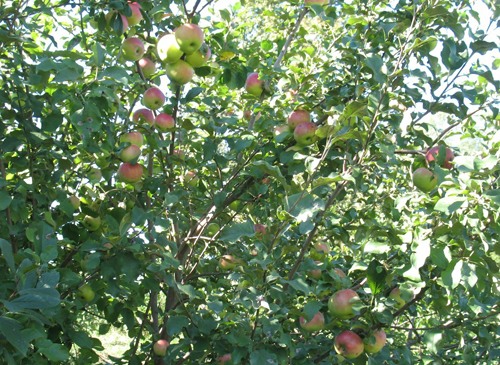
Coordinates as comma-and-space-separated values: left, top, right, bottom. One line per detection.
286, 277, 310, 295
251, 160, 290, 192
9, 288, 60, 309
166, 315, 190, 337
36, 339, 70, 362
424, 330, 443, 354
434, 196, 466, 215
98, 66, 130, 85
363, 240, 390, 254
0, 191, 13, 210
67, 329, 94, 349
366, 259, 387, 295
365, 55, 386, 83
471, 40, 498, 55
184, 87, 205, 103
220, 220, 255, 241
442, 259, 463, 289
285, 193, 324, 223
342, 100, 369, 119
250, 349, 278, 365
0, 238, 15, 272
303, 300, 323, 321
0, 317, 29, 356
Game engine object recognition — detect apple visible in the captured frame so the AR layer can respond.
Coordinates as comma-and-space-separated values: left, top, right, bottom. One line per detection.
426, 146, 454, 169
106, 11, 129, 34
219, 255, 239, 270
166, 59, 194, 85
389, 287, 406, 309
310, 242, 329, 261
334, 331, 364, 359
207, 223, 220, 237
121, 131, 144, 147
294, 121, 318, 146
153, 339, 169, 356
184, 171, 199, 187
121, 144, 141, 162
132, 108, 154, 126
175, 23, 204, 54
117, 162, 143, 183
308, 261, 323, 279
328, 289, 360, 319
245, 72, 264, 97
83, 215, 101, 231
243, 110, 252, 120
185, 43, 211, 68
254, 223, 266, 235
69, 195, 80, 210
300, 311, 325, 332
126, 2, 142, 26
155, 113, 175, 132
305, 0, 327, 6
77, 283, 95, 302
157, 34, 184, 63
143, 87, 165, 110
334, 268, 346, 279
138, 58, 156, 78
87, 167, 102, 182
287, 109, 311, 130
173, 149, 185, 161
364, 329, 387, 353
217, 354, 231, 364
228, 200, 240, 211
121, 38, 145, 62
412, 167, 437, 193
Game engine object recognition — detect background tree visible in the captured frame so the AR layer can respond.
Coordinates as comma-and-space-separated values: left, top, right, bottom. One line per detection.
0, 0, 500, 364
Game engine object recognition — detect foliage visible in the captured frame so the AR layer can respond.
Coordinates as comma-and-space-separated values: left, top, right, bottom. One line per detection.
1, 0, 500, 364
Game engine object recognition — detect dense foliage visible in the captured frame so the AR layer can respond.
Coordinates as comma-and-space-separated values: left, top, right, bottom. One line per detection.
1, 0, 500, 364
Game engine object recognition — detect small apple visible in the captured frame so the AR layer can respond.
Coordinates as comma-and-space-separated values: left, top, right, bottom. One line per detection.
294, 121, 318, 146
308, 261, 323, 279
305, 0, 327, 6
185, 43, 211, 68
228, 200, 240, 211
77, 283, 95, 302
254, 223, 266, 235
126, 2, 143, 26
117, 162, 144, 183
219, 255, 239, 270
166, 59, 194, 85
87, 167, 102, 182
364, 329, 387, 353
287, 109, 311, 130
175, 23, 204, 54
121, 131, 144, 147
245, 72, 263, 97
153, 339, 169, 356
334, 331, 364, 359
121, 38, 145, 62
83, 215, 101, 231
154, 113, 175, 132
143, 87, 165, 110
310, 242, 329, 261
173, 149, 185, 161
217, 354, 231, 364
132, 108, 154, 126
138, 58, 156, 78
106, 11, 129, 34
328, 288, 360, 319
389, 287, 406, 309
157, 34, 184, 63
334, 268, 346, 279
206, 223, 220, 237
300, 311, 325, 332
121, 144, 141, 162
243, 110, 252, 120
184, 171, 199, 187
412, 167, 438, 193
426, 146, 454, 169
69, 195, 80, 210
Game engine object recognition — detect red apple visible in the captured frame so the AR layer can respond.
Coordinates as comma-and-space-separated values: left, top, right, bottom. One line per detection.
122, 38, 145, 62
310, 242, 329, 261
334, 268, 346, 279
153, 339, 169, 356
143, 87, 165, 110
121, 144, 141, 162
412, 167, 438, 193
184, 171, 199, 186
245, 72, 264, 97
157, 34, 184, 63
334, 331, 364, 359
287, 109, 311, 130
166, 59, 194, 85
120, 131, 144, 147
426, 146, 454, 169
300, 311, 325, 331
132, 108, 154, 126
106, 11, 129, 34
219, 255, 239, 270
155, 113, 175, 132
138, 58, 156, 78
175, 23, 204, 54
254, 223, 266, 235
117, 162, 143, 183
217, 354, 231, 364
294, 121, 318, 146
328, 289, 360, 319
308, 261, 323, 279
126, 2, 143, 26
364, 329, 386, 353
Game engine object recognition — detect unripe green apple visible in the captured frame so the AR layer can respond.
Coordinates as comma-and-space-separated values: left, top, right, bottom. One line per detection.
118, 162, 143, 183
121, 144, 141, 162
389, 287, 406, 309
184, 171, 199, 187
185, 43, 211, 68
87, 168, 102, 182
245, 72, 263, 97
77, 283, 95, 302
153, 339, 169, 356
308, 261, 323, 279
157, 34, 184, 63
122, 37, 145, 62
412, 167, 438, 192
166, 60, 194, 85
138, 58, 156, 78
121, 131, 144, 147
310, 242, 329, 261
126, 2, 143, 26
83, 215, 101, 231
142, 87, 165, 110
328, 289, 360, 319
228, 200, 240, 211
206, 223, 220, 237
155, 113, 175, 132
175, 23, 204, 54
305, 0, 327, 6
294, 121, 318, 146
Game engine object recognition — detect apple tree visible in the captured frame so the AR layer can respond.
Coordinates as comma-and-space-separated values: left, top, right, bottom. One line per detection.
1, 0, 500, 364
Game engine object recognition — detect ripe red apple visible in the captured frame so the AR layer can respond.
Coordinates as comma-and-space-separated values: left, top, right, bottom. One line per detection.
310, 242, 329, 261
217, 354, 231, 364
138, 58, 156, 78
175, 23, 204, 54
412, 167, 437, 192
219, 255, 239, 270
305, 0, 327, 6
143, 87, 165, 110
308, 261, 323, 279
287, 109, 311, 130
132, 108, 154, 126
69, 195, 80, 210
243, 110, 252, 120
153, 339, 169, 356
185, 43, 211, 68
121, 144, 141, 162
364, 329, 387, 353
121, 131, 144, 147
254, 223, 266, 235
334, 268, 346, 279
83, 215, 101, 231
87, 167, 102, 182
245, 72, 264, 97
426, 146, 454, 169
294, 121, 318, 146
334, 331, 364, 359
126, 2, 143, 26
155, 113, 175, 132
300, 311, 325, 332
328, 289, 360, 319
184, 171, 199, 186
122, 38, 145, 62
117, 162, 143, 183
389, 287, 406, 309
106, 11, 129, 34
157, 34, 184, 63
166, 59, 194, 85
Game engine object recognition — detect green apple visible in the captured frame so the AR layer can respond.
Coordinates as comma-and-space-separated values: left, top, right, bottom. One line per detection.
228, 200, 240, 211
219, 255, 240, 270
175, 23, 204, 54
157, 34, 184, 63
294, 121, 318, 146
166, 60, 194, 85
305, 0, 327, 5
121, 144, 141, 162
310, 242, 329, 261
389, 287, 406, 309
142, 87, 165, 110
117, 162, 143, 183
87, 167, 102, 182
77, 283, 95, 302
83, 215, 101, 231
184, 171, 199, 187
412, 167, 438, 192
69, 195, 80, 210
185, 43, 211, 68
121, 37, 145, 62
245, 72, 263, 97
206, 223, 220, 237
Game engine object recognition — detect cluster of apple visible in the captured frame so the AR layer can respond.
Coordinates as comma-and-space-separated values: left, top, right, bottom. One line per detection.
412, 146, 454, 192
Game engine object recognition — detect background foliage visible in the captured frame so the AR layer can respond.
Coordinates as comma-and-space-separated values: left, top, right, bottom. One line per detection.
1, 0, 500, 364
